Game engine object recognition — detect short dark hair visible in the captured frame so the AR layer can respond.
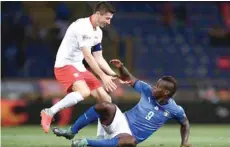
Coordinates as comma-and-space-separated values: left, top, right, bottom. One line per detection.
94, 1, 116, 14
161, 76, 177, 97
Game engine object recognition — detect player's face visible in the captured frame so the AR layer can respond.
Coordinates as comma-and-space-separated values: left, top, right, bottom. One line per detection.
152, 79, 170, 98
98, 12, 113, 27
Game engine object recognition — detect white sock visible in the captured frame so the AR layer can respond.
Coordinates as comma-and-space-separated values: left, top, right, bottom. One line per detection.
97, 119, 106, 139
49, 91, 84, 116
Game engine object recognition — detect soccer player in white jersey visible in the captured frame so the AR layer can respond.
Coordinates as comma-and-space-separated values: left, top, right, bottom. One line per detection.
40, 2, 118, 137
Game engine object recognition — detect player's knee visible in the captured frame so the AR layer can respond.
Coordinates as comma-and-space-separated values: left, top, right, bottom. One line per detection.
94, 101, 115, 113
100, 92, 112, 102
80, 88, 90, 98
119, 136, 137, 147
129, 138, 137, 147
94, 87, 112, 103
72, 84, 90, 98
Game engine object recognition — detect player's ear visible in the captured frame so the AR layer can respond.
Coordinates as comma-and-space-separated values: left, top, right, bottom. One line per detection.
165, 90, 170, 96
95, 11, 101, 16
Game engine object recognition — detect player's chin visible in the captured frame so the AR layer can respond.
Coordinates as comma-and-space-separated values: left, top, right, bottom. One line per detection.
152, 92, 159, 98
151, 90, 156, 96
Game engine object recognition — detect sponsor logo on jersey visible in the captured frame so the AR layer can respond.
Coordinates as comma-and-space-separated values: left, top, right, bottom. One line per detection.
82, 35, 91, 40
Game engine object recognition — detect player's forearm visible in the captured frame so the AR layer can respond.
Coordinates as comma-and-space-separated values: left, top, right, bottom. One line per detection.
118, 65, 137, 85
96, 57, 117, 76
180, 120, 190, 145
84, 55, 105, 78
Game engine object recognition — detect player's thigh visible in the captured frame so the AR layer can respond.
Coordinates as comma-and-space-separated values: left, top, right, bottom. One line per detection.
72, 80, 90, 98
95, 101, 116, 119
81, 70, 107, 99
54, 65, 90, 97
83, 70, 102, 91
91, 87, 112, 103
102, 105, 132, 139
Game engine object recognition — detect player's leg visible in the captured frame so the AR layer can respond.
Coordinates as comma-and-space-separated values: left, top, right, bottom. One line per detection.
72, 135, 137, 147
71, 103, 136, 147
41, 81, 90, 133
83, 70, 112, 139
90, 87, 112, 139
41, 65, 91, 133
53, 101, 116, 140
90, 87, 112, 102
49, 81, 90, 115
82, 70, 111, 103
117, 135, 137, 147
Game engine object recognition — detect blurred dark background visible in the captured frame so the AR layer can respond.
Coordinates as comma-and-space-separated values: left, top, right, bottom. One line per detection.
1, 1, 230, 126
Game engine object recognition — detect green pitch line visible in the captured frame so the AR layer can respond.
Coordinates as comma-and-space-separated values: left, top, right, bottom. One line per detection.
2, 124, 230, 147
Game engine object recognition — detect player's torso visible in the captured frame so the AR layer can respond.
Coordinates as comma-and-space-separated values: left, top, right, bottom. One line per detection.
126, 95, 175, 143
55, 17, 102, 71
139, 97, 172, 124
128, 96, 172, 129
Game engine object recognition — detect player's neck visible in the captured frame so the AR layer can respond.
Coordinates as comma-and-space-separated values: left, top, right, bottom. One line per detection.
156, 97, 168, 105
90, 15, 97, 30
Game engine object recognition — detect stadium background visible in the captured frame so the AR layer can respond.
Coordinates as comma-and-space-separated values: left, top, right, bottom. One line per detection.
1, 1, 230, 147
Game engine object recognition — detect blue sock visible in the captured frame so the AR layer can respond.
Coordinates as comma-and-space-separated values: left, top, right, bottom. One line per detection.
86, 137, 119, 147
71, 106, 99, 134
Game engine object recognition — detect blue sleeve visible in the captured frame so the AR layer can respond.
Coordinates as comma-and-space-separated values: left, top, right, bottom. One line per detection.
174, 106, 186, 124
91, 43, 102, 52
133, 80, 152, 94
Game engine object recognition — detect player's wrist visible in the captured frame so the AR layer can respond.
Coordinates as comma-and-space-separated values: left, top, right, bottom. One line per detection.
110, 72, 118, 77
117, 63, 124, 68
99, 72, 106, 78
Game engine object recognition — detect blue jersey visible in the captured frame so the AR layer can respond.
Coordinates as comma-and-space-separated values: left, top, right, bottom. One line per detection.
125, 80, 186, 143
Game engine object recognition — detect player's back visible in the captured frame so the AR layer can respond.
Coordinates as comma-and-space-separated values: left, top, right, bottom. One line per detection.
125, 81, 185, 143
54, 17, 102, 71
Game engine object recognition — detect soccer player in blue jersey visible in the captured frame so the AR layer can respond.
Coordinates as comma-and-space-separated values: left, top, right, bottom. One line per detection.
52, 59, 191, 147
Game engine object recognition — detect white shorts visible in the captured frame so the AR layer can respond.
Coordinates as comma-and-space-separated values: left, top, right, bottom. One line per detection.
102, 106, 132, 139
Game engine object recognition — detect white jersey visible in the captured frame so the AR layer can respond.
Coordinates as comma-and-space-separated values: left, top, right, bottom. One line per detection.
54, 17, 103, 72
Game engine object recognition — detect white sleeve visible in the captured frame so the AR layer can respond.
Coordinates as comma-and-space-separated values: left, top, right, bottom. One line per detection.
75, 23, 93, 49
77, 32, 92, 49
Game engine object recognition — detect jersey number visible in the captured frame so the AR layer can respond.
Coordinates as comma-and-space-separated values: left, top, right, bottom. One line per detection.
145, 111, 154, 120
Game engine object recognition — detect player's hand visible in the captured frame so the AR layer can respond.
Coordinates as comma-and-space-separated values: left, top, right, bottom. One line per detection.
180, 144, 192, 147
118, 79, 132, 85
113, 78, 132, 85
101, 74, 117, 92
110, 59, 123, 68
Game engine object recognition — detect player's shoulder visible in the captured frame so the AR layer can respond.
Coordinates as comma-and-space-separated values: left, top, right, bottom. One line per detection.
72, 17, 91, 30
167, 99, 184, 113
137, 80, 152, 94
74, 17, 89, 25
138, 80, 151, 88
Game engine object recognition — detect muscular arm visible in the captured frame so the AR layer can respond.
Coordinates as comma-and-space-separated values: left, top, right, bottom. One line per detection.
82, 48, 105, 78
93, 51, 117, 76
117, 64, 138, 86
179, 117, 190, 146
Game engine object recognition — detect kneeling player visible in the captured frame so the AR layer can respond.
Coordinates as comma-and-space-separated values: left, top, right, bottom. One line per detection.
53, 59, 192, 147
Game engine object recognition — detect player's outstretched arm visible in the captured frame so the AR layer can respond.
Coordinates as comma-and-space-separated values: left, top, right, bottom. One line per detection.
82, 48, 117, 92
110, 59, 138, 86
179, 117, 192, 147
93, 51, 118, 77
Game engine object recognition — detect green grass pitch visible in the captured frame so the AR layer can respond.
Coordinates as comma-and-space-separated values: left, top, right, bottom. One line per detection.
2, 124, 229, 147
